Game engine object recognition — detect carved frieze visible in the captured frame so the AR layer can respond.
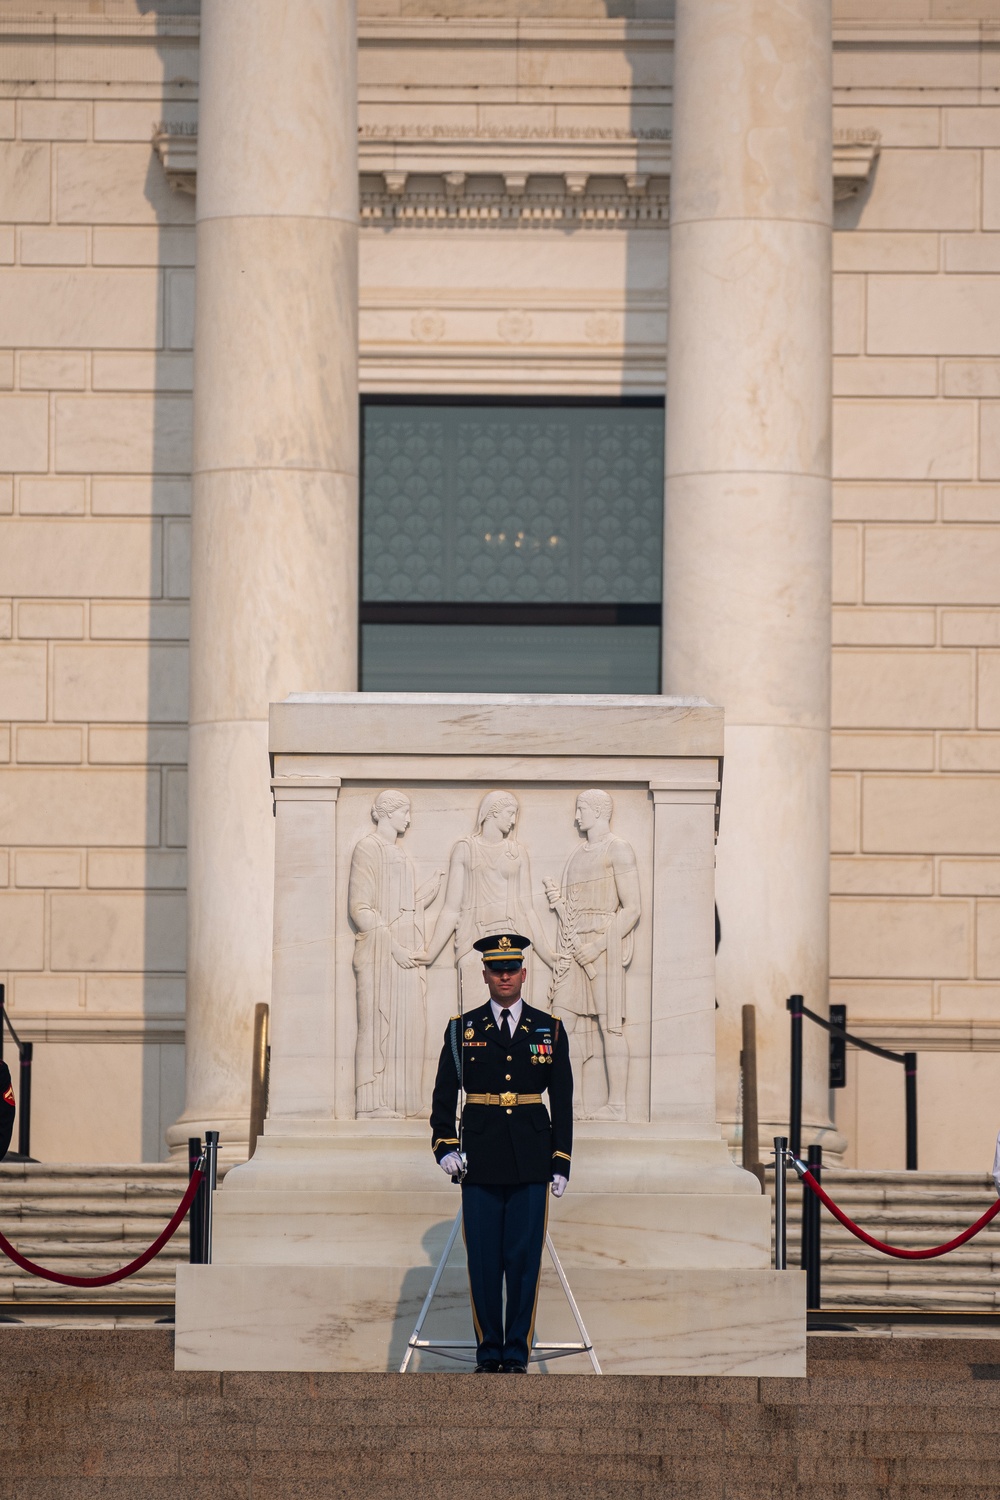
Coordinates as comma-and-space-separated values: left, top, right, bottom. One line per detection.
152, 124, 880, 224
349, 784, 645, 1122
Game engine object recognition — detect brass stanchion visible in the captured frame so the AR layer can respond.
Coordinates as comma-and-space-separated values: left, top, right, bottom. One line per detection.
248, 1002, 270, 1160
740, 1004, 765, 1188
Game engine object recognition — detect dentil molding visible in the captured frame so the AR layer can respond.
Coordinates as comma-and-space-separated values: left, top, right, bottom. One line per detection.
153, 124, 879, 224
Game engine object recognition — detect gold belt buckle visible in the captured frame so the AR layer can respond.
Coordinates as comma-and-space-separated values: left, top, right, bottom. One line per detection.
499, 1091, 517, 1107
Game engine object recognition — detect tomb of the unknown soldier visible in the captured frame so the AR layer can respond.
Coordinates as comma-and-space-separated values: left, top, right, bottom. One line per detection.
175, 691, 804, 1374
5, 0, 1000, 1493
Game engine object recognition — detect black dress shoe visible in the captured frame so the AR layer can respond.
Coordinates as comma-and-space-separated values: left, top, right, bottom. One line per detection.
474, 1359, 502, 1373
501, 1361, 528, 1373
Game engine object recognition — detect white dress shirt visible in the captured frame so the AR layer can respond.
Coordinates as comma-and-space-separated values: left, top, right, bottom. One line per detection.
490, 998, 523, 1036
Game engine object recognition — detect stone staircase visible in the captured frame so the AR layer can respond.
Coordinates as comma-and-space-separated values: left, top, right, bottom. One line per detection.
0, 1161, 200, 1302
0, 1161, 997, 1312
783, 1168, 1000, 1310
4, 1330, 1000, 1497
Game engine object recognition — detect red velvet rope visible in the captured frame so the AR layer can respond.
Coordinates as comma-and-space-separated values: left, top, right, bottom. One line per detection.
0, 1165, 204, 1287
801, 1169, 1000, 1260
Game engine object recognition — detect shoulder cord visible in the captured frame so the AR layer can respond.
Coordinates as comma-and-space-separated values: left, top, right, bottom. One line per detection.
449, 1013, 465, 1159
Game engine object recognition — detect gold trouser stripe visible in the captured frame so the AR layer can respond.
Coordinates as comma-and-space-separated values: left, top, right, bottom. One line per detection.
461, 1208, 484, 1343
464, 1093, 544, 1106
526, 1186, 550, 1357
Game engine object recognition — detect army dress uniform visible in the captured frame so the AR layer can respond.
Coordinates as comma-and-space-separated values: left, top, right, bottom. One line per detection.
430, 935, 573, 1371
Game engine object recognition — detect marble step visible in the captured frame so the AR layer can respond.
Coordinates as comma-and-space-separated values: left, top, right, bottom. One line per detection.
775, 1167, 1000, 1308
1, 1161, 997, 1308
0, 1162, 201, 1302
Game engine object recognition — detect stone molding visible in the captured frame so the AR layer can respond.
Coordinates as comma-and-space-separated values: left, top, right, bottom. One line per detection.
832, 129, 882, 202
11, 1015, 185, 1045
152, 125, 879, 224
846, 1019, 1000, 1054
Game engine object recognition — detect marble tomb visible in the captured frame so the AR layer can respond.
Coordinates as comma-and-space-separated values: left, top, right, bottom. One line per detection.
175, 692, 805, 1374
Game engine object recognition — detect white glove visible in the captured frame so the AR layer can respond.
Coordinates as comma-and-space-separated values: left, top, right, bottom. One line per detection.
551, 1175, 568, 1198
439, 1152, 464, 1178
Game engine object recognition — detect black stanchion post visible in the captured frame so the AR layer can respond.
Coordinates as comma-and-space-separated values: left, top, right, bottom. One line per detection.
787, 994, 803, 1158
203, 1130, 219, 1265
188, 1136, 204, 1264
17, 1043, 31, 1160
904, 1053, 918, 1171
805, 1144, 822, 1310
773, 1136, 787, 1270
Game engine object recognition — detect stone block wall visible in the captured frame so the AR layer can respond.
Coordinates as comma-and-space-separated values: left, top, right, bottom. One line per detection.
0, 10, 196, 1161
831, 32, 1000, 1167
3, 3, 1000, 1168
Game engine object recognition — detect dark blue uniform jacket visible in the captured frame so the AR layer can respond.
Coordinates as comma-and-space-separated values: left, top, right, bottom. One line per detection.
430, 1000, 573, 1186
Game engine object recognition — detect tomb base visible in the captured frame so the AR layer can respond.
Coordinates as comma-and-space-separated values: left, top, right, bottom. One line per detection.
174, 1122, 805, 1375
175, 1261, 803, 1375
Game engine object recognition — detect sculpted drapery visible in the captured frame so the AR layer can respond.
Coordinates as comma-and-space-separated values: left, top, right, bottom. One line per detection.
350, 791, 440, 1118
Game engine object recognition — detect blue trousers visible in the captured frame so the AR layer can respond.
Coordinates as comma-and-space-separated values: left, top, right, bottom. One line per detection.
462, 1180, 548, 1366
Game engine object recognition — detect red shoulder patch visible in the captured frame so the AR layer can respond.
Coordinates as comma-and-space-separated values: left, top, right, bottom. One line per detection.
3, 1087, 14, 1107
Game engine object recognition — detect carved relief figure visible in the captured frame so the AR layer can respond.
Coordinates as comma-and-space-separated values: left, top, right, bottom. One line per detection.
350, 790, 442, 1118
545, 790, 640, 1120
424, 790, 554, 1008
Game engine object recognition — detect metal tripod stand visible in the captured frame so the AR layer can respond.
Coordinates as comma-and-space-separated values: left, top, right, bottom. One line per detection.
399, 1206, 601, 1373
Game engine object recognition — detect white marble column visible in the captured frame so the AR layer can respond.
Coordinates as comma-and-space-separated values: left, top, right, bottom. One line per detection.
662, 0, 836, 1148
169, 0, 359, 1156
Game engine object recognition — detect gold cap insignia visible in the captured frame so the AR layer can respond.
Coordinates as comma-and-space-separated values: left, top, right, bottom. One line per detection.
498, 935, 512, 949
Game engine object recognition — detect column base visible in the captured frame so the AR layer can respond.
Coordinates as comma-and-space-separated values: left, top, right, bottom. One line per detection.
165, 1114, 251, 1164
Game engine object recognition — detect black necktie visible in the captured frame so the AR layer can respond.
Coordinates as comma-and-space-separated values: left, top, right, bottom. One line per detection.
499, 1010, 511, 1044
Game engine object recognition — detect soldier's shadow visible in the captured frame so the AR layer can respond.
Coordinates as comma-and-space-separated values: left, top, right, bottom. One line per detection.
389, 1219, 474, 1373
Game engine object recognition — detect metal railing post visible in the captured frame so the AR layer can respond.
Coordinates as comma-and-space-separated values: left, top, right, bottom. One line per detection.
203, 1130, 219, 1264
787, 995, 803, 1158
804, 1144, 822, 1310
773, 1136, 787, 1270
17, 1042, 31, 1160
188, 1136, 204, 1264
904, 1053, 918, 1171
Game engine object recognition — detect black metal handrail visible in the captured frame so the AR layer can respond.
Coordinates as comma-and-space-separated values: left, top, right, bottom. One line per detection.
787, 993, 916, 1170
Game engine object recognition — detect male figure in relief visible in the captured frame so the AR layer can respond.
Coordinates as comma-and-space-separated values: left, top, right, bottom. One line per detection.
545, 789, 640, 1120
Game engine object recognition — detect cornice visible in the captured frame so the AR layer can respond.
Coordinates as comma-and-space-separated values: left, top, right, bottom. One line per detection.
153, 125, 879, 223
845, 1019, 1000, 1054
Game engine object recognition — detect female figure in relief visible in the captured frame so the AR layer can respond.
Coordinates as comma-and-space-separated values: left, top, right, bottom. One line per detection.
423, 790, 554, 1008
350, 790, 442, 1118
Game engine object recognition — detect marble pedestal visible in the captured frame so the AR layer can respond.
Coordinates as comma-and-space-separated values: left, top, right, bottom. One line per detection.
176, 1122, 803, 1374
175, 694, 805, 1374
